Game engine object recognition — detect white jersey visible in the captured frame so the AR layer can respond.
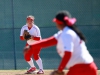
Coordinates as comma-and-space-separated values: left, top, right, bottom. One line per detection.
20, 24, 41, 43
54, 27, 93, 69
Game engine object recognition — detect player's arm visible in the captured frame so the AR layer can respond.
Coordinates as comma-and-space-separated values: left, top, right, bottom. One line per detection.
20, 28, 25, 40
20, 27, 25, 40
30, 36, 57, 48
31, 27, 41, 41
50, 51, 72, 75
58, 51, 72, 72
58, 34, 73, 72
20, 36, 24, 40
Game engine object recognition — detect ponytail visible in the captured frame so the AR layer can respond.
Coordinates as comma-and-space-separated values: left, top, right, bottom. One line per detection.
53, 10, 86, 41
68, 25, 86, 42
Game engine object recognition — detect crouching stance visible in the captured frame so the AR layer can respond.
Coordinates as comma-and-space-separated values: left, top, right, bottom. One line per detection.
20, 15, 44, 74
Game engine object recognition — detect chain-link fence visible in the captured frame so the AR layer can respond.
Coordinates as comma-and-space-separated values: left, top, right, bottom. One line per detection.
0, 0, 100, 70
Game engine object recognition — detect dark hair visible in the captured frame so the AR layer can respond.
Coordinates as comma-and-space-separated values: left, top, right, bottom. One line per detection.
55, 10, 86, 41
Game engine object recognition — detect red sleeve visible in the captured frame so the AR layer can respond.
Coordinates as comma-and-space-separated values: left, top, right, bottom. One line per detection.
20, 36, 24, 40
31, 36, 57, 48
32, 36, 40, 41
58, 51, 72, 71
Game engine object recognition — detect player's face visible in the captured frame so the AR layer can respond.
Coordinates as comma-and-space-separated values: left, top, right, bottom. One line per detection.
27, 18, 33, 24
55, 23, 65, 30
55, 23, 62, 30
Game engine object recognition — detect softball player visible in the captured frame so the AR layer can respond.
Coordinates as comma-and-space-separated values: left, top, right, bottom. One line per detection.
26, 11, 97, 75
20, 15, 44, 74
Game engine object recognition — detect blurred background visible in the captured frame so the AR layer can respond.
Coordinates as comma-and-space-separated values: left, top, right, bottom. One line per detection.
0, 0, 100, 70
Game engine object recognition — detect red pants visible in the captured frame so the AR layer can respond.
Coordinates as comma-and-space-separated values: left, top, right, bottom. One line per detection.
67, 62, 97, 75
24, 44, 41, 61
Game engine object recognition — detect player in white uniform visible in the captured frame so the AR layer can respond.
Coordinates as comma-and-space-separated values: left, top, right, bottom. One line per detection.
24, 11, 97, 75
20, 15, 44, 74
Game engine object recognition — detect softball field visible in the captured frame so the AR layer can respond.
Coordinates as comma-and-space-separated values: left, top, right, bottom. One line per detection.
0, 70, 99, 75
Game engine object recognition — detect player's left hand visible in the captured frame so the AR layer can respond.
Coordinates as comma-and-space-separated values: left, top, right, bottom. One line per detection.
50, 70, 65, 75
23, 30, 31, 40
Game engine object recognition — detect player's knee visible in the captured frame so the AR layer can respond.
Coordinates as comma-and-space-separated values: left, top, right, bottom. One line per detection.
24, 53, 31, 61
23, 46, 30, 55
33, 54, 39, 60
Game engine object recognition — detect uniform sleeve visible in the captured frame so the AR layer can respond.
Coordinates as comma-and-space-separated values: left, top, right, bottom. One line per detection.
34, 26, 41, 37
20, 27, 24, 36
62, 34, 74, 52
58, 51, 72, 71
54, 31, 62, 40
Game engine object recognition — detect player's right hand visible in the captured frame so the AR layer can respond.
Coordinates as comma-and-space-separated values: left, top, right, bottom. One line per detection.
50, 70, 65, 75
23, 45, 30, 55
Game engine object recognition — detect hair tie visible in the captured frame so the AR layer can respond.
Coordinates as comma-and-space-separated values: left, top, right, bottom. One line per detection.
64, 16, 76, 26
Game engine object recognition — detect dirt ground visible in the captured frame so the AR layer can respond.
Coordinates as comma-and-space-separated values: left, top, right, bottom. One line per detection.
0, 70, 99, 75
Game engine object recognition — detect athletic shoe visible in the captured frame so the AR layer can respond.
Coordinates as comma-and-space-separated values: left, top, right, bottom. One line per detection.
37, 69, 44, 74
25, 67, 36, 74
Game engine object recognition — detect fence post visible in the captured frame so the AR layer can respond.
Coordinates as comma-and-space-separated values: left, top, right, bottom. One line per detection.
11, 0, 17, 70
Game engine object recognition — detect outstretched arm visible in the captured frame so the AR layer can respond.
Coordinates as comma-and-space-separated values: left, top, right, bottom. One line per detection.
30, 36, 57, 48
